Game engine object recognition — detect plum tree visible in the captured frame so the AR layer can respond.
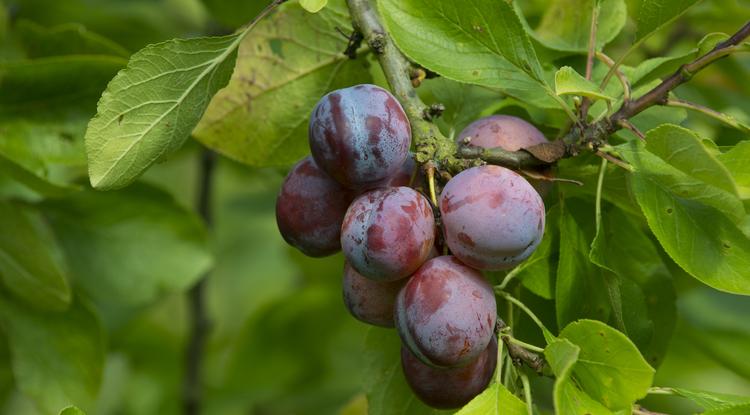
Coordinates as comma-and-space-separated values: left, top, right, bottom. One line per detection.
401, 337, 497, 409
341, 187, 435, 281
308, 84, 411, 189
275, 156, 354, 257
395, 256, 497, 367
440, 165, 545, 270
342, 262, 406, 327
457, 114, 547, 151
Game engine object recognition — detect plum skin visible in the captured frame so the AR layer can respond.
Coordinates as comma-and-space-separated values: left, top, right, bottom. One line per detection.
440, 165, 545, 270
402, 337, 497, 409
342, 262, 406, 327
341, 187, 435, 281
457, 115, 547, 151
395, 256, 497, 368
308, 84, 411, 189
275, 156, 353, 257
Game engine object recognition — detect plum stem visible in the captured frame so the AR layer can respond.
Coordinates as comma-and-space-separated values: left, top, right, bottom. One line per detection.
496, 319, 547, 375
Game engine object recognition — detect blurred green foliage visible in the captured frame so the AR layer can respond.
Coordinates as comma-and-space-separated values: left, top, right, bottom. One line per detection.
0, 0, 748, 414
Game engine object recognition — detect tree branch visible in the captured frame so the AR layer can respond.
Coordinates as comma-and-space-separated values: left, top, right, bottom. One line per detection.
611, 20, 750, 125
183, 149, 215, 415
563, 20, 750, 150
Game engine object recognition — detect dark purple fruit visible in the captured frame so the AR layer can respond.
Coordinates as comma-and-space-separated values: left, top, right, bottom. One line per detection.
395, 256, 496, 367
440, 166, 545, 270
275, 156, 353, 257
308, 84, 411, 189
341, 187, 435, 281
402, 337, 497, 409
342, 262, 406, 327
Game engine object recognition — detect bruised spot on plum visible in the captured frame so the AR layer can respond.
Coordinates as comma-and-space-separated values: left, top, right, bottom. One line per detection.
457, 232, 475, 247
488, 192, 503, 208
417, 273, 451, 317
367, 224, 387, 252
401, 200, 418, 219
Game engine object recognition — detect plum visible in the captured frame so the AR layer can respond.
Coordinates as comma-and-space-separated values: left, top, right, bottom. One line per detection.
440, 165, 545, 270
342, 262, 406, 327
341, 187, 435, 281
395, 256, 496, 367
457, 115, 552, 195
457, 115, 547, 151
275, 156, 353, 257
402, 337, 497, 409
308, 84, 411, 189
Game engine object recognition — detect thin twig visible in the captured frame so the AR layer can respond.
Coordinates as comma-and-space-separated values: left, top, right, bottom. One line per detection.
579, 2, 600, 119
617, 119, 646, 140
183, 150, 216, 415
595, 157, 607, 234
611, 20, 750, 124
596, 51, 631, 103
665, 98, 750, 133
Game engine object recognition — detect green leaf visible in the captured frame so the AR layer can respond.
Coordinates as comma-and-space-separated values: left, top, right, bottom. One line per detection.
0, 55, 121, 195
665, 387, 750, 411
0, 201, 71, 311
363, 327, 442, 415
645, 125, 739, 198
627, 124, 741, 222
193, 1, 372, 167
555, 66, 614, 101
705, 404, 750, 415
85, 33, 241, 190
16, 20, 130, 58
299, 0, 328, 13
618, 138, 750, 295
0, 55, 126, 117
718, 140, 750, 199
560, 320, 655, 410
589, 205, 676, 367
532, 0, 627, 52
41, 182, 213, 307
378, 0, 560, 109
455, 382, 527, 415
635, 0, 704, 42
60, 406, 87, 415
0, 296, 104, 414
545, 339, 613, 415
556, 198, 611, 327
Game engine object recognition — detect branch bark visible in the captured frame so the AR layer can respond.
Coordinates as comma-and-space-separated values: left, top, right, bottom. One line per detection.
183, 149, 215, 415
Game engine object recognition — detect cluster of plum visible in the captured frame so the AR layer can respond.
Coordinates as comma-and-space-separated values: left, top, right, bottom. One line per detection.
276, 84, 547, 409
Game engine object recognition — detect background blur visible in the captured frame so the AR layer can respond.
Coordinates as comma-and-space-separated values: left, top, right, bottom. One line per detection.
0, 0, 749, 414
